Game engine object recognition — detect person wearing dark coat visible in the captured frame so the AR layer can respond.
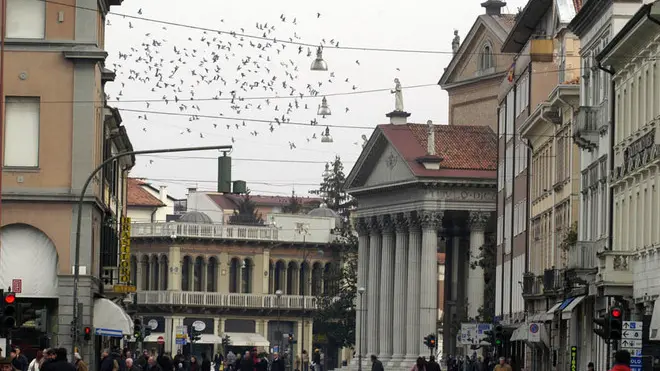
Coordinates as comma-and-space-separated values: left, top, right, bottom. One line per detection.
201, 354, 211, 371
370, 356, 383, 371
270, 354, 285, 371
238, 353, 252, 371
43, 349, 75, 371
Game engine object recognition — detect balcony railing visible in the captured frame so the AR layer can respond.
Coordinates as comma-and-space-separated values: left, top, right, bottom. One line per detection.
131, 222, 279, 241
522, 273, 544, 297
567, 241, 599, 270
573, 101, 607, 150
543, 268, 564, 294
136, 291, 319, 310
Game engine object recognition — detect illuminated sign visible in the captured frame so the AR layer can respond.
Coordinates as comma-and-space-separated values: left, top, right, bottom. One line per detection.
570, 346, 577, 371
119, 216, 131, 284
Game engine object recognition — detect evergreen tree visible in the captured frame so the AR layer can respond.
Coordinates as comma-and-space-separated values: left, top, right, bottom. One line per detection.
283, 190, 303, 214
311, 156, 358, 348
228, 189, 264, 225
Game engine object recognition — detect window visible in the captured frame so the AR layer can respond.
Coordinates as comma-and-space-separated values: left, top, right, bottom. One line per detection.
505, 143, 513, 197
6, 0, 45, 39
5, 97, 40, 168
481, 44, 494, 70
498, 105, 506, 137
498, 163, 504, 191
506, 90, 515, 135
516, 75, 529, 116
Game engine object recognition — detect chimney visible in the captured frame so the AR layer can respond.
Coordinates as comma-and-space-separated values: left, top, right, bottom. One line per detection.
481, 0, 506, 16
427, 120, 436, 156
159, 185, 168, 203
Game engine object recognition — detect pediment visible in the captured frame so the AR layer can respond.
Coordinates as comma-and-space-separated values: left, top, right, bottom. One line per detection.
440, 16, 510, 87
345, 130, 415, 192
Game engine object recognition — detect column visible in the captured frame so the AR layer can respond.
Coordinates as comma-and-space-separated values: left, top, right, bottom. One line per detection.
219, 252, 229, 292
390, 213, 409, 365
405, 213, 422, 362
379, 215, 395, 361
168, 246, 182, 291
354, 218, 370, 364
467, 212, 489, 319
419, 210, 442, 355
367, 216, 382, 357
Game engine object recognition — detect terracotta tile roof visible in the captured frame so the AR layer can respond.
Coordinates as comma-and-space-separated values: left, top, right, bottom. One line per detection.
207, 194, 323, 210
378, 124, 497, 179
127, 178, 166, 207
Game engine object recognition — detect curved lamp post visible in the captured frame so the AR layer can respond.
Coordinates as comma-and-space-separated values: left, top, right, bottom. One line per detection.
357, 286, 366, 371
70, 144, 232, 360
276, 289, 283, 352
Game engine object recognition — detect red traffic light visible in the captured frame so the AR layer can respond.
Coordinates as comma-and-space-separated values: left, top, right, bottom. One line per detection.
4, 293, 15, 304
611, 308, 622, 318
84, 327, 91, 334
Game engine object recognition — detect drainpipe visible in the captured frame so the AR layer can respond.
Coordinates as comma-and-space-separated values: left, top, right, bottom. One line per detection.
0, 0, 7, 231
525, 139, 535, 315
150, 207, 158, 223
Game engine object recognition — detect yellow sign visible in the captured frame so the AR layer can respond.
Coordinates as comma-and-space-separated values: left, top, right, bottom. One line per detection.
570, 346, 577, 371
113, 285, 137, 293
119, 216, 132, 284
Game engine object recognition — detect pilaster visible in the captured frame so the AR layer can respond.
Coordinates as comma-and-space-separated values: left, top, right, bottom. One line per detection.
219, 252, 229, 292
168, 246, 182, 291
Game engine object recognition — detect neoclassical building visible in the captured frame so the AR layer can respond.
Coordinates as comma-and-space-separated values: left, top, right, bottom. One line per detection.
344, 113, 498, 366
128, 201, 344, 366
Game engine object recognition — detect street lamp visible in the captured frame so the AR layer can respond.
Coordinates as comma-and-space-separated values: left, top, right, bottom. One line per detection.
276, 289, 283, 352
317, 97, 331, 117
310, 46, 328, 71
70, 144, 232, 360
321, 127, 333, 143
357, 286, 366, 371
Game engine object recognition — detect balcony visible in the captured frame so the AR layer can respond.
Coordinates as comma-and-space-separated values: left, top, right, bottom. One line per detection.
136, 291, 319, 310
543, 268, 565, 295
131, 222, 278, 241
522, 272, 544, 298
530, 38, 554, 62
595, 250, 634, 296
567, 241, 599, 270
573, 102, 607, 150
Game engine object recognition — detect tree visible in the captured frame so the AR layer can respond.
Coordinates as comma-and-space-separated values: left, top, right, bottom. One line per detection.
311, 156, 359, 348
228, 189, 264, 225
283, 190, 303, 214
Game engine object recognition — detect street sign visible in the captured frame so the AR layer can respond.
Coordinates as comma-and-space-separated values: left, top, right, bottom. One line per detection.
95, 328, 123, 338
157, 336, 165, 345
11, 279, 21, 294
175, 325, 187, 345
622, 321, 643, 363
460, 323, 491, 345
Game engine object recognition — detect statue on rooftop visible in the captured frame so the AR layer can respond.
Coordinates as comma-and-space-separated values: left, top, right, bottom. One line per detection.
391, 78, 404, 112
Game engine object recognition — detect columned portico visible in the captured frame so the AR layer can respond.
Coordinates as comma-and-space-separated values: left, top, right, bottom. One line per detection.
344, 120, 498, 370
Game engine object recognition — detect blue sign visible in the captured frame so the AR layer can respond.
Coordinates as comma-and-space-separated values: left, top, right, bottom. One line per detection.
529, 324, 539, 334
175, 338, 186, 345
630, 357, 642, 371
95, 328, 124, 338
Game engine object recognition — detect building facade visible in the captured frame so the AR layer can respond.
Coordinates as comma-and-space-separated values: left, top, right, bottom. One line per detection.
517, 25, 582, 371
439, 0, 516, 133
568, 0, 645, 368
495, 0, 564, 352
598, 0, 660, 353
0, 0, 132, 363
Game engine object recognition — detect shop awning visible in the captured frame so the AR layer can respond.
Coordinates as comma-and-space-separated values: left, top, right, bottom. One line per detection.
93, 298, 133, 338
650, 298, 660, 340
561, 296, 586, 319
510, 324, 528, 342
223, 332, 270, 347
197, 334, 225, 345
144, 333, 166, 342
546, 301, 563, 314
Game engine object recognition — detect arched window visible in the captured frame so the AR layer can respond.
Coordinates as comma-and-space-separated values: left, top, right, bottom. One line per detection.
481, 43, 493, 70
193, 256, 204, 291
160, 255, 169, 291
242, 258, 253, 293
182, 256, 191, 291
229, 258, 239, 293
130, 256, 138, 287
151, 255, 159, 290
141, 255, 150, 290
207, 256, 218, 292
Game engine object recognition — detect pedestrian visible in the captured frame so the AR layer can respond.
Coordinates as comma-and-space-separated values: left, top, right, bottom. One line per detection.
427, 356, 441, 371
609, 351, 630, 371
411, 357, 426, 371
587, 362, 594, 371
271, 353, 284, 371
201, 354, 211, 371
0, 356, 17, 371
73, 353, 88, 371
126, 359, 140, 371
493, 358, 511, 371
370, 355, 383, 371
28, 351, 43, 371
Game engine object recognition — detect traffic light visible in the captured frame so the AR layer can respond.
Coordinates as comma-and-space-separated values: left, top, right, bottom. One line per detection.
593, 314, 609, 339
83, 326, 92, 341
134, 318, 143, 341
483, 329, 496, 346
35, 308, 48, 332
423, 334, 436, 349
494, 325, 504, 346
609, 307, 623, 340
191, 329, 201, 343
222, 335, 232, 347
2, 292, 17, 329
288, 333, 294, 344
144, 325, 152, 338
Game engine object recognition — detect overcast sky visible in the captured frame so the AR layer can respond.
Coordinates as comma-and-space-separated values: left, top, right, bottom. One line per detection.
105, 0, 528, 200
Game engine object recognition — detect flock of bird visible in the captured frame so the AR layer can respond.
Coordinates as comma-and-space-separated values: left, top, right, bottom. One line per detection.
105, 8, 369, 152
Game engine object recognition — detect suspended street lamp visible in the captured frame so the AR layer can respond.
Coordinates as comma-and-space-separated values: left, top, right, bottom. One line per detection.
310, 46, 328, 71
321, 126, 333, 143
317, 97, 331, 117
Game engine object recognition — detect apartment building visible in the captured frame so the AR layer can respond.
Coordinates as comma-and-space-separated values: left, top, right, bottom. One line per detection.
516, 22, 581, 371
495, 0, 572, 365
0, 0, 132, 363
567, 0, 644, 369
439, 0, 516, 133
598, 0, 660, 355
